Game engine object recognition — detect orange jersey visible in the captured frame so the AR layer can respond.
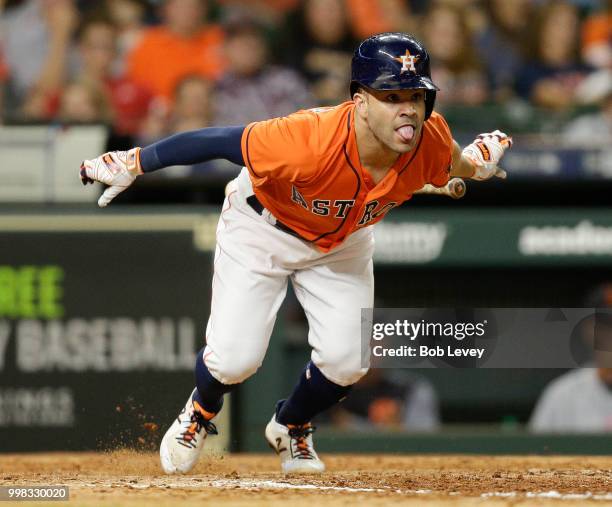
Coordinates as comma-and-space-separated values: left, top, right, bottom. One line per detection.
581, 13, 611, 49
241, 102, 452, 252
126, 26, 225, 100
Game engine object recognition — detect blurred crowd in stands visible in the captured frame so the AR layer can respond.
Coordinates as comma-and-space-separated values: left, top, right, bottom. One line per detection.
0, 0, 610, 150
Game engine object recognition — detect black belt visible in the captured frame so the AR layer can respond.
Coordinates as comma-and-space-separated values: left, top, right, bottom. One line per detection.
246, 195, 304, 240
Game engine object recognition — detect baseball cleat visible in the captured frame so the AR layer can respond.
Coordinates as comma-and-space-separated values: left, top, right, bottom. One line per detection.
159, 388, 218, 474
265, 414, 325, 474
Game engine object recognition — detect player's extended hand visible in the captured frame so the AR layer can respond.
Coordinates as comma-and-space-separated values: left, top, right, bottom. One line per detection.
462, 130, 513, 181
80, 148, 143, 207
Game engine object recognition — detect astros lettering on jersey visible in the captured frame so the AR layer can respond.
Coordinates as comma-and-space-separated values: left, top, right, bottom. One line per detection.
241, 101, 453, 252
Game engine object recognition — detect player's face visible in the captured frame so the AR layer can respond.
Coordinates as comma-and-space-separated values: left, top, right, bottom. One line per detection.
363, 89, 426, 153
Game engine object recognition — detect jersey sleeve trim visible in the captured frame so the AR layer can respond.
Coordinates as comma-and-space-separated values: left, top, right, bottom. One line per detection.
242, 123, 261, 178
427, 113, 453, 187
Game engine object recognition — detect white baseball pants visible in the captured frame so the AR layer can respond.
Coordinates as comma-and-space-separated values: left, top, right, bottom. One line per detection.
202, 168, 374, 387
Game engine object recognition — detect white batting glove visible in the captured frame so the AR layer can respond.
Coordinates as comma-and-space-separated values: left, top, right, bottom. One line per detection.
462, 130, 513, 181
80, 148, 143, 207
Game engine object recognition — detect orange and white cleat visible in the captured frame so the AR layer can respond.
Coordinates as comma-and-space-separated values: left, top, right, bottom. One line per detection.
159, 389, 218, 474
265, 414, 325, 474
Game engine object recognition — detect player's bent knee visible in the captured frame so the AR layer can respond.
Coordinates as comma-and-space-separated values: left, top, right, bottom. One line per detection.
316, 360, 368, 387
329, 366, 369, 386
208, 357, 262, 385
314, 345, 369, 386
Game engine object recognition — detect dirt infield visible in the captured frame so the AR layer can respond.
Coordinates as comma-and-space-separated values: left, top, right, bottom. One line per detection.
1, 452, 611, 506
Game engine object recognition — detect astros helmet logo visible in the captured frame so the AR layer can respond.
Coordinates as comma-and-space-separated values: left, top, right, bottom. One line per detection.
394, 50, 419, 73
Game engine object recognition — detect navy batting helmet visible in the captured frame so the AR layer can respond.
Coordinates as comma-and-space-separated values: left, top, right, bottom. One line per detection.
350, 33, 439, 120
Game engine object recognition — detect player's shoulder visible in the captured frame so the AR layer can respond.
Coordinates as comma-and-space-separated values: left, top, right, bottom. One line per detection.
305, 102, 354, 147
304, 102, 353, 117
243, 109, 317, 145
241, 102, 352, 180
245, 102, 352, 143
290, 102, 353, 130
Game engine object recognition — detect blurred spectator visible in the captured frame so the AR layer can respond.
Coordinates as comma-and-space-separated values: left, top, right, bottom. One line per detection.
0, 1, 47, 107
474, 0, 531, 101
420, 3, 488, 106
581, 0, 611, 70
74, 16, 151, 138
517, 1, 592, 111
274, 0, 357, 105
126, 0, 225, 102
562, 73, 612, 147
80, 0, 150, 73
139, 74, 225, 178
103, 0, 149, 74
57, 79, 112, 124
173, 76, 213, 132
344, 0, 414, 39
213, 17, 314, 125
530, 285, 612, 433
139, 75, 213, 144
329, 369, 440, 431
530, 367, 612, 433
1, 0, 78, 119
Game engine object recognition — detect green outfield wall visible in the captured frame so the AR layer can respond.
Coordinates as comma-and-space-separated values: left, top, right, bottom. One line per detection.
1, 207, 611, 453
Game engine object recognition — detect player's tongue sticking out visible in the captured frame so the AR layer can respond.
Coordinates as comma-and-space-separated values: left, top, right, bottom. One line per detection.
396, 125, 415, 143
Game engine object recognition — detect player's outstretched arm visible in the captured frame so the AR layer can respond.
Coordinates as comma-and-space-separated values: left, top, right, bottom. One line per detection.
80, 126, 246, 207
450, 130, 513, 181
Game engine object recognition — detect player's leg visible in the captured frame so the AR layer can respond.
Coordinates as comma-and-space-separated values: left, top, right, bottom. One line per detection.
160, 188, 291, 474
265, 228, 375, 473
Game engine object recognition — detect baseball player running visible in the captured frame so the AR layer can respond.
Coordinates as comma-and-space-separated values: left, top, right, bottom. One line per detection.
80, 33, 512, 475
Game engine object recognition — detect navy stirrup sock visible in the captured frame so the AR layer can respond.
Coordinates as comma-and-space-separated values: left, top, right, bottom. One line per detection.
276, 362, 352, 425
193, 348, 234, 414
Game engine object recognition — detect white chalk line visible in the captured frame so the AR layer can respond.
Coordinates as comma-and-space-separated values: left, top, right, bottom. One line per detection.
211, 479, 388, 493
482, 491, 612, 501
51, 477, 612, 500
209, 480, 612, 500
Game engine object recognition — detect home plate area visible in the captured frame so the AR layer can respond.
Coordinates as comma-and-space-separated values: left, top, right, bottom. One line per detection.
1, 452, 611, 506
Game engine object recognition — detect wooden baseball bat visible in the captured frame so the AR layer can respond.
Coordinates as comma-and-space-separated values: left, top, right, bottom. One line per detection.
414, 177, 466, 199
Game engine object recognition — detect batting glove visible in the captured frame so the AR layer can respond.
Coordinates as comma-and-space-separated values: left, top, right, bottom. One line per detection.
80, 148, 143, 207
462, 130, 513, 181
